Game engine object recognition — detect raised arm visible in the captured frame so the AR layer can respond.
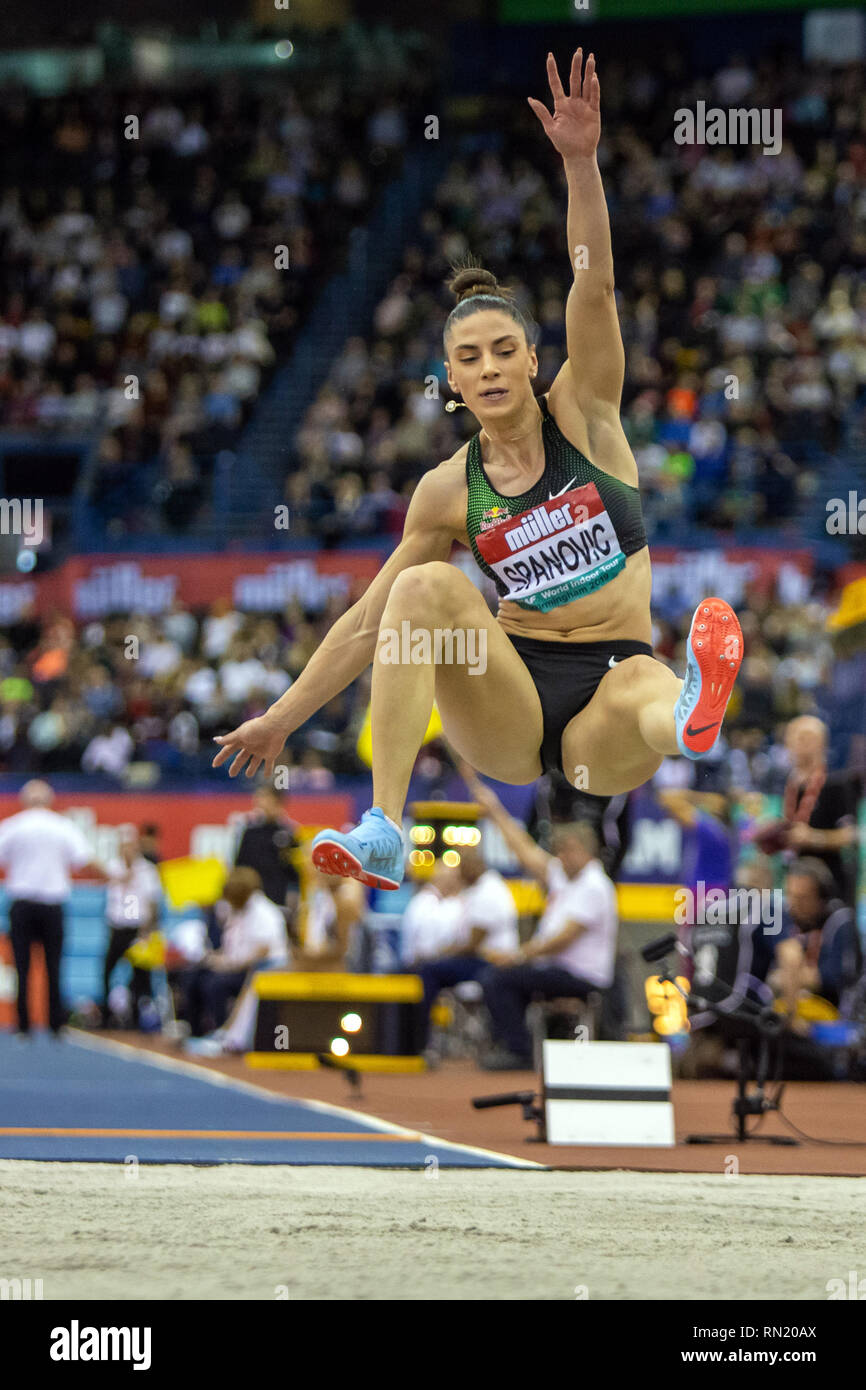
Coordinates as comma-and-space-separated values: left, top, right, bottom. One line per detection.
529, 51, 628, 438
456, 757, 552, 883
213, 466, 460, 779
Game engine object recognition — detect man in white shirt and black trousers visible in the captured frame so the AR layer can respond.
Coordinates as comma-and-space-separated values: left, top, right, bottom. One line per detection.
460, 762, 619, 1071
0, 780, 104, 1037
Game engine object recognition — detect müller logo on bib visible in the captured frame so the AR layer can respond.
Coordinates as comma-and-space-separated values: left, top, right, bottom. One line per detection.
476, 481, 626, 612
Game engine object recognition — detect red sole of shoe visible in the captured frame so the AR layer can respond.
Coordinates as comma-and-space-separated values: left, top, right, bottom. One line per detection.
311, 839, 401, 891
682, 597, 744, 755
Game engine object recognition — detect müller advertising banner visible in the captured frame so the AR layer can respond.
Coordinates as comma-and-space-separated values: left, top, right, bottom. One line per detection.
0, 546, 815, 621
0, 552, 383, 622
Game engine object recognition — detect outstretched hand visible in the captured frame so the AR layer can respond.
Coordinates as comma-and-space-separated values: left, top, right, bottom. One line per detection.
212, 713, 287, 780
528, 48, 601, 161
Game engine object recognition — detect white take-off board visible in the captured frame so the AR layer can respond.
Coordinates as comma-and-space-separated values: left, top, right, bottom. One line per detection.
543, 1041, 675, 1147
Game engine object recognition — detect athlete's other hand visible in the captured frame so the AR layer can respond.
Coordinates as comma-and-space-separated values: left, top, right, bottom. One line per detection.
212, 712, 286, 779
528, 48, 600, 161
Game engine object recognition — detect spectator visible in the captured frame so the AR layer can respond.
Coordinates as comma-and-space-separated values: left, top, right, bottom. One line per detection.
100, 828, 162, 1029
234, 787, 301, 918
769, 858, 861, 1024
295, 859, 365, 971
202, 599, 242, 661
81, 722, 135, 779
479, 819, 619, 1070
414, 845, 519, 1048
139, 823, 162, 865
781, 718, 860, 904
460, 761, 618, 1070
753, 716, 860, 903
292, 748, 336, 791
400, 861, 463, 966
177, 867, 289, 1040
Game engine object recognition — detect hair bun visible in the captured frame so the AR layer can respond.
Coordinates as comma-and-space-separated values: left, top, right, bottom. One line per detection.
447, 265, 504, 305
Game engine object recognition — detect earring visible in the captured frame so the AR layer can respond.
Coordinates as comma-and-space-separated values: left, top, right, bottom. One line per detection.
445, 399, 467, 412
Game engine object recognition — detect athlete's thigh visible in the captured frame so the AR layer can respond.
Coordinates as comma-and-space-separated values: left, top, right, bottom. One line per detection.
431, 583, 544, 784
560, 654, 675, 796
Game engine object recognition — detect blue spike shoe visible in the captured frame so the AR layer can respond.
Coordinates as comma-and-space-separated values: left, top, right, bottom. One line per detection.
311, 807, 404, 891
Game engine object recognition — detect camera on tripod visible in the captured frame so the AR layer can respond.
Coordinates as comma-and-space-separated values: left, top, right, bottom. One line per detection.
640, 930, 796, 1146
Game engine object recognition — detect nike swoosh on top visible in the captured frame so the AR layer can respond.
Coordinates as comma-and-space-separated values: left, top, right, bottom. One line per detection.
548, 476, 578, 500
686, 721, 719, 737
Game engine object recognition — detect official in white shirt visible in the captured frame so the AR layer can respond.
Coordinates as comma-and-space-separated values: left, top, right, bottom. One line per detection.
101, 827, 163, 1028
296, 863, 365, 971
483, 823, 618, 1068
415, 847, 519, 1043
458, 761, 618, 1070
401, 861, 464, 966
179, 867, 289, 1038
0, 780, 103, 1035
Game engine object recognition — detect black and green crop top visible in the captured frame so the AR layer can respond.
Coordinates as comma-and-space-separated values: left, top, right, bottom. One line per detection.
465, 395, 647, 613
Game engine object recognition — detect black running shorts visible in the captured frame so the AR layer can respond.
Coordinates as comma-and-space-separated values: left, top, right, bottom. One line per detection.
506, 633, 655, 780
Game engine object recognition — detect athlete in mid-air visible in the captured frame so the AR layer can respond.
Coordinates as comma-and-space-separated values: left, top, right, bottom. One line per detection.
213, 49, 744, 888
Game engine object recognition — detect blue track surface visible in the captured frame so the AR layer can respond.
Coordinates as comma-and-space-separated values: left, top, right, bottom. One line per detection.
0, 1033, 525, 1167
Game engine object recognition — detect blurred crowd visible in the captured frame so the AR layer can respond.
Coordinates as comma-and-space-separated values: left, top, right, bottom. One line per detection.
0, 24, 435, 536
0, 598, 367, 783
4, 45, 865, 548
292, 51, 866, 544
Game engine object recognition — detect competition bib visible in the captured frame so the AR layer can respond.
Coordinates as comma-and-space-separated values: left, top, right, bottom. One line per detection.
475, 481, 625, 612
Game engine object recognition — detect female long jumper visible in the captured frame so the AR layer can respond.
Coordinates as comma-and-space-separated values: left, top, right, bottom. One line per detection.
213, 51, 744, 890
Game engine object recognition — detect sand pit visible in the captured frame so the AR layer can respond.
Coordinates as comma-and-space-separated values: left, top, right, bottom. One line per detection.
2, 1161, 863, 1301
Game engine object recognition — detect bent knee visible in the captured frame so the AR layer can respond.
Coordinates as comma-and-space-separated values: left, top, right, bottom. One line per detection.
627, 653, 662, 679
604, 654, 671, 713
617, 653, 665, 688
387, 561, 468, 618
